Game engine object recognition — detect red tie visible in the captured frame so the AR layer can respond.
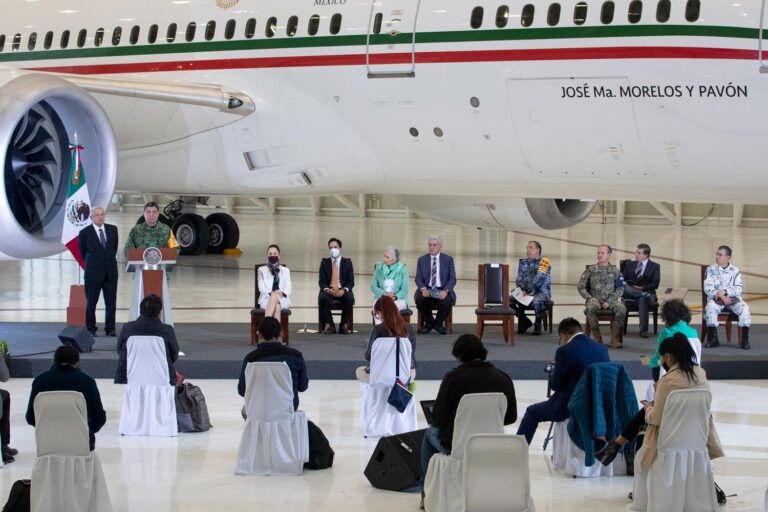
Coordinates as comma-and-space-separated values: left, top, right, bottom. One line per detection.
430, 257, 437, 288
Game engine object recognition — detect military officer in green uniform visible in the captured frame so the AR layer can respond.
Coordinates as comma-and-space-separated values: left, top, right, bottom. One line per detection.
123, 202, 180, 255
577, 244, 626, 348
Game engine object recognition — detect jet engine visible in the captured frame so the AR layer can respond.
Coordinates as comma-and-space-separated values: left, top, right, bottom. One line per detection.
400, 196, 596, 231
0, 73, 116, 259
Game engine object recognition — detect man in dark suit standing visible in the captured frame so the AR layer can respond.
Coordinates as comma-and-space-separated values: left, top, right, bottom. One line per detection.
516, 317, 610, 444
414, 235, 457, 335
318, 237, 355, 334
78, 207, 119, 337
622, 243, 661, 338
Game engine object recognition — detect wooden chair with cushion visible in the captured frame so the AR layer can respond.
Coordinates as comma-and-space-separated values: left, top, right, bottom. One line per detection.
475, 264, 515, 344
699, 265, 740, 345
250, 264, 291, 345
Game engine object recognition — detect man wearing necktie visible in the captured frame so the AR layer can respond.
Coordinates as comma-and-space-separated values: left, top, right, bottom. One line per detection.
318, 238, 355, 334
78, 207, 119, 337
621, 243, 661, 338
414, 235, 457, 335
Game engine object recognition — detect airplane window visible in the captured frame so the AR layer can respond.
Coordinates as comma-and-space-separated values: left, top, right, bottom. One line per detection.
28, 32, 38, 51
186, 22, 197, 42
245, 18, 256, 39
601, 1, 615, 23
0, 35, 4, 53
685, 0, 700, 22
521, 4, 535, 27
307, 14, 320, 36
77, 29, 87, 48
496, 6, 510, 28
470, 7, 484, 29
372, 12, 383, 34
287, 16, 298, 37
167, 23, 177, 43
656, 0, 670, 22
205, 21, 216, 41
12, 34, 21, 51
628, 0, 642, 23
130, 25, 140, 45
225, 19, 236, 40
266, 17, 277, 38
95, 28, 105, 47
44, 31, 53, 49
148, 25, 158, 44
330, 13, 342, 34
60, 30, 70, 49
574, 2, 588, 25
112, 26, 122, 46
547, 3, 561, 26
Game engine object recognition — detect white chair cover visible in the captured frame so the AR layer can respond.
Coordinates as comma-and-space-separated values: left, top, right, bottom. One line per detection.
118, 336, 177, 437
360, 337, 418, 438
31, 391, 113, 512
552, 420, 627, 477
630, 388, 717, 512
424, 393, 507, 512
235, 362, 309, 475
464, 434, 536, 512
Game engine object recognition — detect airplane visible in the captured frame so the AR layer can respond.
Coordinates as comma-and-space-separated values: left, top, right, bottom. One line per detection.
0, 0, 766, 259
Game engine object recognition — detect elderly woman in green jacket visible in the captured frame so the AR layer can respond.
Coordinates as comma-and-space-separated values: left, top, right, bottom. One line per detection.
371, 246, 409, 312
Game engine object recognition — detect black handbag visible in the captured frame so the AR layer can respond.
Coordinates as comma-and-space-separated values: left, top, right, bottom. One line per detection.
386, 337, 413, 413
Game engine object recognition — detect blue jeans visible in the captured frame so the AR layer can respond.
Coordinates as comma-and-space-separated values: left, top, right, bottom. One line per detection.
420, 426, 449, 490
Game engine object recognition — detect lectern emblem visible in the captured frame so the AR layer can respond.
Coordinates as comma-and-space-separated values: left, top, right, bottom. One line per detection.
143, 247, 163, 266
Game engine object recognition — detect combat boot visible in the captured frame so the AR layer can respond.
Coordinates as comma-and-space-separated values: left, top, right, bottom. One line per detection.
741, 326, 750, 350
532, 316, 542, 335
609, 324, 623, 348
591, 327, 603, 343
704, 327, 719, 348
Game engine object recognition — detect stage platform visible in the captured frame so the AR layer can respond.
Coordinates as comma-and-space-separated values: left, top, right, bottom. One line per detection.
1, 322, 765, 380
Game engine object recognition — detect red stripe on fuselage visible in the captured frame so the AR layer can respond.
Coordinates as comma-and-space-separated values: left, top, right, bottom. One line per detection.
25, 46, 757, 75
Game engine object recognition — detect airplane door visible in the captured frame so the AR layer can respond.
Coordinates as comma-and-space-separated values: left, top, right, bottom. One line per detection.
366, 1, 420, 78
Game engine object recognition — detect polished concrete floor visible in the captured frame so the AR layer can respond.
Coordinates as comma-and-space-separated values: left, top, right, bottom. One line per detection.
0, 378, 765, 511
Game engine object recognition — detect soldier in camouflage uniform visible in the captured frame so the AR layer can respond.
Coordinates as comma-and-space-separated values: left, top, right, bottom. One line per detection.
703, 245, 750, 349
511, 241, 551, 335
123, 202, 179, 255
577, 244, 626, 348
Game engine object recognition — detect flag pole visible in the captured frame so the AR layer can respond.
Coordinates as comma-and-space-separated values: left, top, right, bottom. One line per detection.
74, 132, 82, 286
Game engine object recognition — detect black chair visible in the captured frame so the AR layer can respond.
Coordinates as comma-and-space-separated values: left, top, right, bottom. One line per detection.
619, 259, 659, 335
475, 264, 515, 344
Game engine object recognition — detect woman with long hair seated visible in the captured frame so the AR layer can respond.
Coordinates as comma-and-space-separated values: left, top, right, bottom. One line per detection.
257, 244, 292, 320
371, 246, 409, 311
356, 295, 416, 383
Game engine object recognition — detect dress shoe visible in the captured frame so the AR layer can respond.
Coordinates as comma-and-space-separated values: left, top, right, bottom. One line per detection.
87, 328, 97, 336
105, 330, 117, 337
323, 325, 336, 335
639, 330, 649, 338
2, 454, 14, 464
3, 445, 17, 457
594, 440, 621, 466
532, 316, 542, 336
419, 325, 433, 334
434, 325, 447, 335
517, 315, 533, 334
339, 325, 350, 335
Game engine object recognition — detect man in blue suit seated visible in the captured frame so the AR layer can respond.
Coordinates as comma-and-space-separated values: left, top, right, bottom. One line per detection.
516, 317, 610, 444
414, 235, 457, 335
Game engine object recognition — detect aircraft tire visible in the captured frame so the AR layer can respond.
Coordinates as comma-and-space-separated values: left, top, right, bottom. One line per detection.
172, 213, 210, 255
205, 213, 240, 254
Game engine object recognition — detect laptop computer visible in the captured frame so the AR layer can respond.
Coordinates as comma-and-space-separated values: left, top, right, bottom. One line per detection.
420, 400, 436, 425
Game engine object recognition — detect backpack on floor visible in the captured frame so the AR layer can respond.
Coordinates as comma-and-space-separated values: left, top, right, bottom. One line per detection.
175, 383, 212, 432
304, 420, 334, 470
2, 479, 30, 512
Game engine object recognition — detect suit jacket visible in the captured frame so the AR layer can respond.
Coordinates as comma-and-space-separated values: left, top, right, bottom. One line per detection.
414, 253, 457, 301
550, 333, 611, 404
318, 257, 355, 292
622, 259, 660, 294
78, 223, 119, 281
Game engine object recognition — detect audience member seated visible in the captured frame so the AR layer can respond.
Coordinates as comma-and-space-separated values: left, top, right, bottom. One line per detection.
357, 296, 417, 383
238, 317, 308, 412
258, 244, 292, 321
318, 237, 355, 335
414, 235, 456, 335
516, 317, 609, 444
371, 246, 409, 312
115, 294, 179, 386
577, 244, 626, 348
704, 245, 750, 349
0, 356, 16, 463
26, 345, 107, 451
641, 300, 700, 382
510, 240, 551, 335
419, 334, 517, 509
622, 243, 661, 338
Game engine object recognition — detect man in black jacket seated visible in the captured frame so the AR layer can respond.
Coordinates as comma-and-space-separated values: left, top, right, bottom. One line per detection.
516, 317, 610, 444
622, 243, 661, 338
26, 345, 107, 451
419, 334, 517, 506
114, 294, 180, 386
318, 237, 355, 335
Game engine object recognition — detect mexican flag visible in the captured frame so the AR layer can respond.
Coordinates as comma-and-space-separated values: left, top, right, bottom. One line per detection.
61, 141, 92, 269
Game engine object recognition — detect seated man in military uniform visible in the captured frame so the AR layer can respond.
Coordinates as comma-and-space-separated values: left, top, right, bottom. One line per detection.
577, 244, 626, 348
510, 240, 551, 335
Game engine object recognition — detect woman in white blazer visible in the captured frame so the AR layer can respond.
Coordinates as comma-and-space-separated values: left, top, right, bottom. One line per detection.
258, 244, 292, 319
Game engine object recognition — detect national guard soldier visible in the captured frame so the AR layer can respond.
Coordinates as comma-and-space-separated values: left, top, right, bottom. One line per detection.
123, 202, 180, 255
703, 245, 750, 350
577, 244, 626, 348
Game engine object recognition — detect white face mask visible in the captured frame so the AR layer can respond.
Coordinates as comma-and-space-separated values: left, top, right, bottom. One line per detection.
330, 248, 340, 258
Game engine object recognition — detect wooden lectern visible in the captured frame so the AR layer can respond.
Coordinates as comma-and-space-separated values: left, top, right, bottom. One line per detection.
126, 248, 177, 325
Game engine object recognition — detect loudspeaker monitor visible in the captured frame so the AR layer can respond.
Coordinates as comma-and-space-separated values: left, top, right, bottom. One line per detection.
364, 428, 426, 491
57, 326, 95, 353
